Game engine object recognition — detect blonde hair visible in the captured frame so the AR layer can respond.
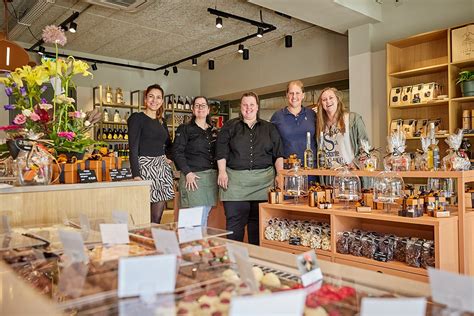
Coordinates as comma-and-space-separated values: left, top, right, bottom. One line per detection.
286, 80, 305, 93
316, 87, 348, 136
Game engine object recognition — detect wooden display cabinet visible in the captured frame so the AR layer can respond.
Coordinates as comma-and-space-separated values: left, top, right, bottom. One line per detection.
264, 169, 474, 281
387, 23, 474, 151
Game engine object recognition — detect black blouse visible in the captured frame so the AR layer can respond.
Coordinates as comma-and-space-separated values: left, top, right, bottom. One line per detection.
216, 118, 284, 170
172, 121, 218, 175
127, 112, 172, 178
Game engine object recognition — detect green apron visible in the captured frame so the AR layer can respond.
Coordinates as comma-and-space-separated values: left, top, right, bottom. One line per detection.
179, 169, 218, 208
220, 166, 275, 201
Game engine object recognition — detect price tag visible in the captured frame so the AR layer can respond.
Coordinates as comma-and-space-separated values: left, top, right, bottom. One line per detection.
152, 228, 181, 256
79, 213, 91, 232
229, 289, 306, 316
58, 230, 89, 263
118, 294, 176, 316
0, 215, 11, 234
78, 170, 98, 183
234, 251, 258, 293
118, 254, 177, 298
361, 298, 426, 316
429, 268, 474, 312
100, 224, 130, 245
296, 251, 323, 287
178, 206, 204, 228
177, 226, 203, 243
109, 168, 133, 182
112, 210, 129, 225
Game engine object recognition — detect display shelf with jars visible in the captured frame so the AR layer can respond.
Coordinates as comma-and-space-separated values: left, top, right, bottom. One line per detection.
271, 168, 474, 278
92, 85, 139, 144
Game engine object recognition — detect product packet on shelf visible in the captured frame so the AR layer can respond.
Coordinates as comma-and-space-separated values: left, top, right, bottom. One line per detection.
383, 131, 411, 171
442, 130, 471, 171
415, 136, 431, 170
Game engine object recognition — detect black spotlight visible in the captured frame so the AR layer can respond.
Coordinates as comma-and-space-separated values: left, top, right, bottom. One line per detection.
173, 66, 178, 74
216, 17, 223, 29
257, 27, 263, 38
285, 35, 293, 48
164, 69, 169, 76
69, 21, 77, 33
238, 44, 244, 54
208, 59, 215, 70
38, 46, 45, 55
192, 58, 197, 67
91, 63, 98, 71
243, 48, 249, 60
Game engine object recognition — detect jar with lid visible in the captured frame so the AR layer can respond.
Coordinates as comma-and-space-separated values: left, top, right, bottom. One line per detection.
373, 171, 405, 214
283, 162, 308, 204
115, 87, 124, 104
333, 167, 361, 209
105, 85, 113, 104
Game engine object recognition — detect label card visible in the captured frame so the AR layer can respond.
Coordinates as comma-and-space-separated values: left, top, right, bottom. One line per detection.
429, 268, 474, 313
58, 262, 88, 298
226, 242, 249, 263
112, 210, 129, 225
78, 170, 98, 183
229, 289, 306, 316
110, 168, 133, 182
79, 213, 91, 232
234, 251, 258, 293
361, 298, 426, 316
152, 228, 181, 256
0, 215, 11, 234
178, 206, 204, 228
177, 226, 203, 243
296, 251, 323, 287
118, 294, 176, 316
118, 254, 177, 298
58, 230, 89, 263
100, 224, 130, 245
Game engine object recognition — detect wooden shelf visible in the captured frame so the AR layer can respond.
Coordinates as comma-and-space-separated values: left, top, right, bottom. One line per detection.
451, 96, 474, 103
279, 169, 474, 179
389, 29, 447, 48
389, 64, 448, 79
451, 58, 474, 68
165, 109, 193, 113
334, 253, 428, 276
261, 239, 331, 257
94, 103, 138, 109
101, 122, 127, 126
390, 100, 448, 108
406, 134, 448, 140
102, 139, 128, 143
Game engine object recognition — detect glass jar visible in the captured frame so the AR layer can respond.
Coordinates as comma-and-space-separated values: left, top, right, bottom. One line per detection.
14, 141, 52, 186
283, 162, 308, 204
333, 167, 361, 209
374, 171, 405, 213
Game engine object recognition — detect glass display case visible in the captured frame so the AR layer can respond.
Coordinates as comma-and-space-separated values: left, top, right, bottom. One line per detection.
333, 167, 361, 209
283, 162, 308, 204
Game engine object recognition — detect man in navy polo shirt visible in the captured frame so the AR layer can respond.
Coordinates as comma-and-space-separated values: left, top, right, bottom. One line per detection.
271, 80, 316, 170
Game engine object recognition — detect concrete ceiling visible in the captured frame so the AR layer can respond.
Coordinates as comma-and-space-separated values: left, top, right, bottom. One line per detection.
3, 0, 324, 70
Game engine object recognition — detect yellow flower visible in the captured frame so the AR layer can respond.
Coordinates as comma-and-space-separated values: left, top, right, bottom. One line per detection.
72, 60, 92, 77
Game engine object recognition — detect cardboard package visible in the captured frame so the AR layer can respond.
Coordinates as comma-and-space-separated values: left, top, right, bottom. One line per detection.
52, 162, 82, 184
451, 24, 474, 62
390, 87, 402, 106
102, 156, 123, 181
400, 86, 413, 105
411, 84, 424, 104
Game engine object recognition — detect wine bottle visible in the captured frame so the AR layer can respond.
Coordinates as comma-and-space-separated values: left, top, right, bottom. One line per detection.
123, 111, 130, 123
107, 125, 113, 140
304, 132, 314, 169
123, 127, 128, 140
96, 128, 100, 140
113, 110, 121, 123
427, 122, 440, 170
178, 96, 184, 110
103, 109, 109, 122
102, 127, 108, 140
105, 85, 113, 104
317, 132, 326, 169
113, 125, 118, 140
118, 125, 124, 140
185, 96, 190, 110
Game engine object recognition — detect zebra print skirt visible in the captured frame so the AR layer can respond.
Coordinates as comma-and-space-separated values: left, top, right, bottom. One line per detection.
138, 155, 175, 202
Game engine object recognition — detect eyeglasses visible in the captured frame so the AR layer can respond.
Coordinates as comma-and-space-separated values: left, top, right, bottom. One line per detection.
194, 104, 208, 109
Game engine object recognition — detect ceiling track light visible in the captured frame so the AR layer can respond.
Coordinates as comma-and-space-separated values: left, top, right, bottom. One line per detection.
238, 44, 244, 54
173, 66, 178, 73
192, 57, 197, 66
164, 69, 169, 76
91, 62, 97, 71
69, 21, 77, 33
208, 59, 215, 70
257, 27, 263, 38
216, 16, 223, 29
285, 35, 292, 48
243, 48, 249, 60
38, 46, 45, 55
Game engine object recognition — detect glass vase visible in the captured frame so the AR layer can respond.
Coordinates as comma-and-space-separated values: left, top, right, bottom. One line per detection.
14, 141, 53, 186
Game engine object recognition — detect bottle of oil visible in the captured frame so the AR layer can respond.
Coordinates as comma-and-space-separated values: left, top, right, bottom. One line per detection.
303, 132, 314, 169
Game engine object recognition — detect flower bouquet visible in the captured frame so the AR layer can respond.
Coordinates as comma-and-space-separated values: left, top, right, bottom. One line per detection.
0, 25, 101, 184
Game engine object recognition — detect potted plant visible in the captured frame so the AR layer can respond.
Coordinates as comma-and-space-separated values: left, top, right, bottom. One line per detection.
456, 70, 474, 97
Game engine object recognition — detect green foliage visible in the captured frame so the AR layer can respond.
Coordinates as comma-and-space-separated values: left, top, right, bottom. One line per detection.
456, 70, 474, 85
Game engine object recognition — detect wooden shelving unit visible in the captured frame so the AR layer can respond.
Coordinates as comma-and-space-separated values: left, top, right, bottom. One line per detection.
386, 23, 474, 155
267, 169, 474, 280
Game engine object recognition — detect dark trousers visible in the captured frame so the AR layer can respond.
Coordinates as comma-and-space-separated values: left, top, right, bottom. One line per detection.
223, 201, 264, 245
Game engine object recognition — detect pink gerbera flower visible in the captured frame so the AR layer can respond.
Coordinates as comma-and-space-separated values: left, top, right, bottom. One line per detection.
13, 114, 26, 125
57, 131, 76, 141
42, 25, 67, 46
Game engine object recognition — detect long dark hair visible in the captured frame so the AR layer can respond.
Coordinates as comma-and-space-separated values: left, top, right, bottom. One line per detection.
238, 91, 260, 120
191, 96, 212, 126
143, 84, 164, 121
316, 87, 347, 136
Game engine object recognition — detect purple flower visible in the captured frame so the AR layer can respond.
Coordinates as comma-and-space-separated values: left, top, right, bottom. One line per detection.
20, 87, 27, 97
41, 98, 48, 104
5, 87, 12, 96
40, 85, 48, 93
12, 82, 16, 88
3, 104, 15, 110
42, 25, 67, 46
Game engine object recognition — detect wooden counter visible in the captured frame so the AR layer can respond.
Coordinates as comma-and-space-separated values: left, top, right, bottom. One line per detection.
0, 181, 152, 227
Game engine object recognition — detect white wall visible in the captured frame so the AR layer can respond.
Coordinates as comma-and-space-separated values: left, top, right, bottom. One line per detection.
201, 28, 349, 99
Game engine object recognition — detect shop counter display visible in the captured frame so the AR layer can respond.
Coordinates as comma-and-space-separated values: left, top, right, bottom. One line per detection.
0, 180, 152, 227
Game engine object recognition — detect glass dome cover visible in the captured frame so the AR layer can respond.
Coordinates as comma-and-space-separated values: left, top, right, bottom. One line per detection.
283, 162, 308, 203
333, 167, 361, 202
373, 171, 405, 204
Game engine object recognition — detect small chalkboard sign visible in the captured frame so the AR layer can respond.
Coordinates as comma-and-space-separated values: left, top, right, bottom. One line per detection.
109, 168, 133, 181
78, 170, 98, 183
